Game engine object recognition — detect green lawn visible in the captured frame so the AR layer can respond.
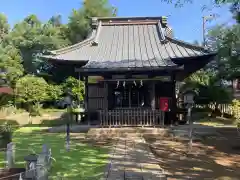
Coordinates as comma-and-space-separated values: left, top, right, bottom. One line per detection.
0, 127, 109, 179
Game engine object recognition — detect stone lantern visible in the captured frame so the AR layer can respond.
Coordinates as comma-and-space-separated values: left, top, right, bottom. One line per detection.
24, 154, 38, 178
183, 89, 196, 107
64, 88, 73, 151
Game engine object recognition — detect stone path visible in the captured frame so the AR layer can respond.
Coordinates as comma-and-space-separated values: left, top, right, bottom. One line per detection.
103, 132, 166, 180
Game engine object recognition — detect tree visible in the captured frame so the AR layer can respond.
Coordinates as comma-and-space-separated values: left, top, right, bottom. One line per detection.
15, 75, 49, 110
47, 84, 63, 101
48, 15, 62, 27
181, 70, 231, 114
61, 77, 85, 101
162, 0, 240, 23
0, 13, 9, 41
24, 14, 41, 27
231, 99, 240, 126
207, 24, 240, 79
4, 14, 70, 74
0, 45, 24, 87
67, 0, 116, 44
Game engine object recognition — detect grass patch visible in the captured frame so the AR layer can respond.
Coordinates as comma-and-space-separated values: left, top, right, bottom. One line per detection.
40, 108, 66, 113
195, 117, 236, 127
0, 127, 109, 179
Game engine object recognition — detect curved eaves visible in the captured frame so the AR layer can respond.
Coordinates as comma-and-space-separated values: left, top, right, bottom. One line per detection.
49, 28, 98, 56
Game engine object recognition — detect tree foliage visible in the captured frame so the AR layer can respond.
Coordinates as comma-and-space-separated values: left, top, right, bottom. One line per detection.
3, 15, 70, 74
162, 0, 240, 23
0, 0, 116, 110
181, 70, 231, 107
0, 45, 24, 86
180, 1, 240, 112
0, 13, 9, 41
61, 77, 85, 101
67, 0, 116, 44
207, 23, 240, 79
231, 99, 240, 125
47, 84, 63, 101
15, 75, 49, 105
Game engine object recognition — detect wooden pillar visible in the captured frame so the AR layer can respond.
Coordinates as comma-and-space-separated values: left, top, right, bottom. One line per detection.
171, 74, 177, 125
84, 76, 89, 123
103, 80, 108, 126
150, 81, 156, 127
104, 81, 108, 110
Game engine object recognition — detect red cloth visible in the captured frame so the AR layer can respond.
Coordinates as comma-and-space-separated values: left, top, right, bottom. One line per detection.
0, 87, 13, 94
159, 97, 169, 112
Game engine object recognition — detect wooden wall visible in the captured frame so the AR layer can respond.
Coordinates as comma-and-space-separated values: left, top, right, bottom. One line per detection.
88, 83, 106, 110
87, 81, 176, 112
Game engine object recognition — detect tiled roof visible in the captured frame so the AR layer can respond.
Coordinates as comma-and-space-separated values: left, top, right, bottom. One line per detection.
42, 16, 214, 69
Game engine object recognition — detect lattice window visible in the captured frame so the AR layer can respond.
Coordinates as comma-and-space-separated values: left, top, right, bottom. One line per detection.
112, 81, 148, 108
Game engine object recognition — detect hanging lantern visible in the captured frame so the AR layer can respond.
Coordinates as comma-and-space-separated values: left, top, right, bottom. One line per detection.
116, 81, 120, 89
133, 80, 137, 87
123, 81, 126, 88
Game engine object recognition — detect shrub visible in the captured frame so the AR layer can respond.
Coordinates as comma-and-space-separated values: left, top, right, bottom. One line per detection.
15, 75, 49, 108
231, 99, 240, 126
61, 77, 84, 101
29, 102, 42, 117
47, 84, 63, 101
0, 104, 18, 117
0, 122, 14, 148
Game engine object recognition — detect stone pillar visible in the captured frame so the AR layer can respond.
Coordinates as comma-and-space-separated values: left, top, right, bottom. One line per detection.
6, 142, 15, 168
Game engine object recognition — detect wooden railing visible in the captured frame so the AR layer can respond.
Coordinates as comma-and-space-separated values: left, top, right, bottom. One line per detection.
177, 100, 233, 115
194, 104, 232, 115
99, 108, 165, 127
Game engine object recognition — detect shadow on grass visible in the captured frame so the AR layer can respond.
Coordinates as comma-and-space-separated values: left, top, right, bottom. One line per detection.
143, 132, 240, 180
172, 124, 240, 155
196, 116, 236, 126
0, 112, 112, 179
0, 119, 19, 126
0, 127, 109, 179
0, 112, 72, 129
28, 112, 70, 127
201, 127, 240, 155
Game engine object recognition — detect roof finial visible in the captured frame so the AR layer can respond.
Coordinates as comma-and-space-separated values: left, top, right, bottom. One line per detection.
161, 16, 168, 27
112, 7, 117, 16
91, 17, 98, 29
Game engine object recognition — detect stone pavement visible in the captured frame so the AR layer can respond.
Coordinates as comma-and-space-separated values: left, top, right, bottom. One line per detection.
103, 132, 166, 180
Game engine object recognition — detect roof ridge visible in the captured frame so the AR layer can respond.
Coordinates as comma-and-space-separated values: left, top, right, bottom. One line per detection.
92, 16, 169, 27
92, 16, 163, 21
166, 36, 211, 53
165, 26, 174, 38
91, 20, 102, 46
156, 20, 166, 43
50, 29, 97, 55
